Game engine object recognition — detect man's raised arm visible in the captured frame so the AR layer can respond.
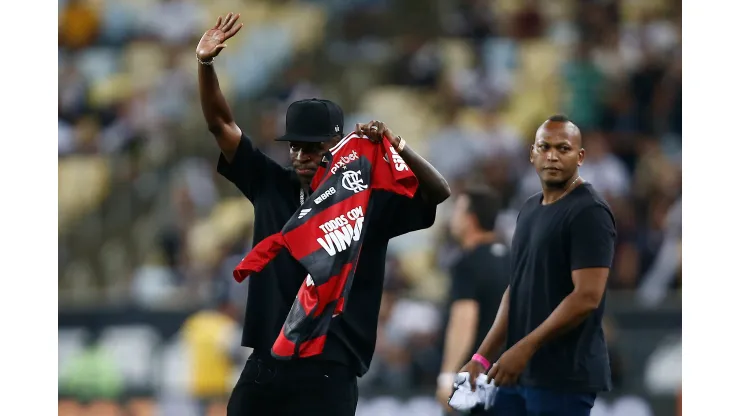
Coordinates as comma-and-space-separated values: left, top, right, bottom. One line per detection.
196, 13, 244, 162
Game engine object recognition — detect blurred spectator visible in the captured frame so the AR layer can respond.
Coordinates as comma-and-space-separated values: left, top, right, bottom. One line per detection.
562, 41, 607, 131
630, 52, 669, 135
145, 0, 205, 46
437, 187, 508, 407
130, 251, 182, 308
479, 104, 523, 160
181, 298, 242, 411
442, 0, 496, 45
653, 52, 682, 142
511, 0, 544, 40
389, 34, 443, 88
425, 105, 486, 184
59, 62, 90, 124
638, 196, 682, 306
578, 131, 631, 199
59, 0, 100, 50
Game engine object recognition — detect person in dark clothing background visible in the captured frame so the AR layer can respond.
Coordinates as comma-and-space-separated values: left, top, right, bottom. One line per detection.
436, 186, 510, 415
458, 115, 616, 416
196, 12, 451, 416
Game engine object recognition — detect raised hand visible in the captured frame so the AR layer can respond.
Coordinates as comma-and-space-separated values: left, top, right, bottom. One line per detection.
354, 120, 400, 147
196, 13, 244, 62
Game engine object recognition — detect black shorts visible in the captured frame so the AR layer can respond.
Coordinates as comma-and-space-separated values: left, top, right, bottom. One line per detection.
227, 353, 359, 416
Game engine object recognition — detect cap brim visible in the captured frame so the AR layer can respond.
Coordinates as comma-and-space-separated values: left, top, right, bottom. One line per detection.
275, 132, 333, 143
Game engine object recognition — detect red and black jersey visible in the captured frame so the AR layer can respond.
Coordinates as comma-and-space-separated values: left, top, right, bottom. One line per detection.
233, 133, 418, 359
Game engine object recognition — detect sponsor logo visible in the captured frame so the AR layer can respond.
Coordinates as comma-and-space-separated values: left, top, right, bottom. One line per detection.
316, 206, 365, 256
298, 208, 312, 219
330, 150, 359, 174
313, 187, 336, 205
388, 146, 409, 172
341, 170, 368, 194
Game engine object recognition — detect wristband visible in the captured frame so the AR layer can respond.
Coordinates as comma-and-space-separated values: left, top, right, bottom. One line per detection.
197, 54, 214, 66
395, 136, 406, 153
472, 353, 491, 371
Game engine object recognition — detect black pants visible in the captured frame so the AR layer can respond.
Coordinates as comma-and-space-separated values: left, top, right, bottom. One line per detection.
227, 354, 359, 416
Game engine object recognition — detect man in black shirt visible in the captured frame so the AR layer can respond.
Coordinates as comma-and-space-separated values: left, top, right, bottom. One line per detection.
196, 13, 451, 416
459, 115, 616, 415
436, 186, 510, 415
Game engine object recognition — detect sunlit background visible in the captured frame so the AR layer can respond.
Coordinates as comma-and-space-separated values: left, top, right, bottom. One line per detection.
58, 0, 682, 415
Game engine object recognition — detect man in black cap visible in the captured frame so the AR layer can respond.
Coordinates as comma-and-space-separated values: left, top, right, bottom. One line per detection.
197, 13, 451, 415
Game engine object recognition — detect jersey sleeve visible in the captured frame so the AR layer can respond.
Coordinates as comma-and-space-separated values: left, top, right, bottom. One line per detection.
570, 204, 617, 271
217, 133, 286, 201
369, 138, 418, 198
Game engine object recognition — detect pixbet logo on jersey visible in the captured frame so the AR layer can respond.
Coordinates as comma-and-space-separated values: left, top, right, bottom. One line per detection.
330, 150, 360, 174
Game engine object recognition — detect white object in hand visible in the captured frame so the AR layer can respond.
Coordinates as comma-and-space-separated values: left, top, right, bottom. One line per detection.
448, 372, 498, 412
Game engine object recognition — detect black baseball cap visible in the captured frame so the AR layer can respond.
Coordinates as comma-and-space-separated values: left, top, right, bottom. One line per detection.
275, 98, 344, 143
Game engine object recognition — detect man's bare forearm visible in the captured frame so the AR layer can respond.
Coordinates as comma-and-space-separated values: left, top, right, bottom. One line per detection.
520, 292, 597, 351
199, 63, 234, 130
198, 63, 240, 159
441, 303, 479, 373
474, 287, 510, 362
397, 144, 451, 204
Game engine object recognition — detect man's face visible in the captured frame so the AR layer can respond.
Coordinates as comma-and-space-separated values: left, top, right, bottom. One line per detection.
290, 138, 338, 185
530, 122, 585, 188
450, 194, 471, 241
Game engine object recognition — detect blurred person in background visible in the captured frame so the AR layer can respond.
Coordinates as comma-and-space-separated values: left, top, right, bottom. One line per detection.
436, 185, 510, 414
59, 0, 100, 50
196, 12, 450, 415
459, 116, 616, 415
638, 196, 681, 306
181, 293, 241, 414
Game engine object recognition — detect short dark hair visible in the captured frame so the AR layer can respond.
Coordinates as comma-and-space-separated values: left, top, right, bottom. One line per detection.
461, 185, 501, 232
547, 114, 571, 123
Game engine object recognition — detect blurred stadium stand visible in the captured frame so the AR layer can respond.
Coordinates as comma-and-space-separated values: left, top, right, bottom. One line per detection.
59, 0, 681, 415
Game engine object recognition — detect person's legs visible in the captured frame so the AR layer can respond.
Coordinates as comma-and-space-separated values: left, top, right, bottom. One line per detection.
280, 359, 359, 416
489, 386, 528, 416
226, 356, 278, 415
227, 354, 358, 416
521, 386, 596, 416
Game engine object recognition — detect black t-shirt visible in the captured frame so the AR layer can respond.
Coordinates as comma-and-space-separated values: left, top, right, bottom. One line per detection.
508, 183, 616, 393
444, 242, 510, 357
217, 134, 438, 376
